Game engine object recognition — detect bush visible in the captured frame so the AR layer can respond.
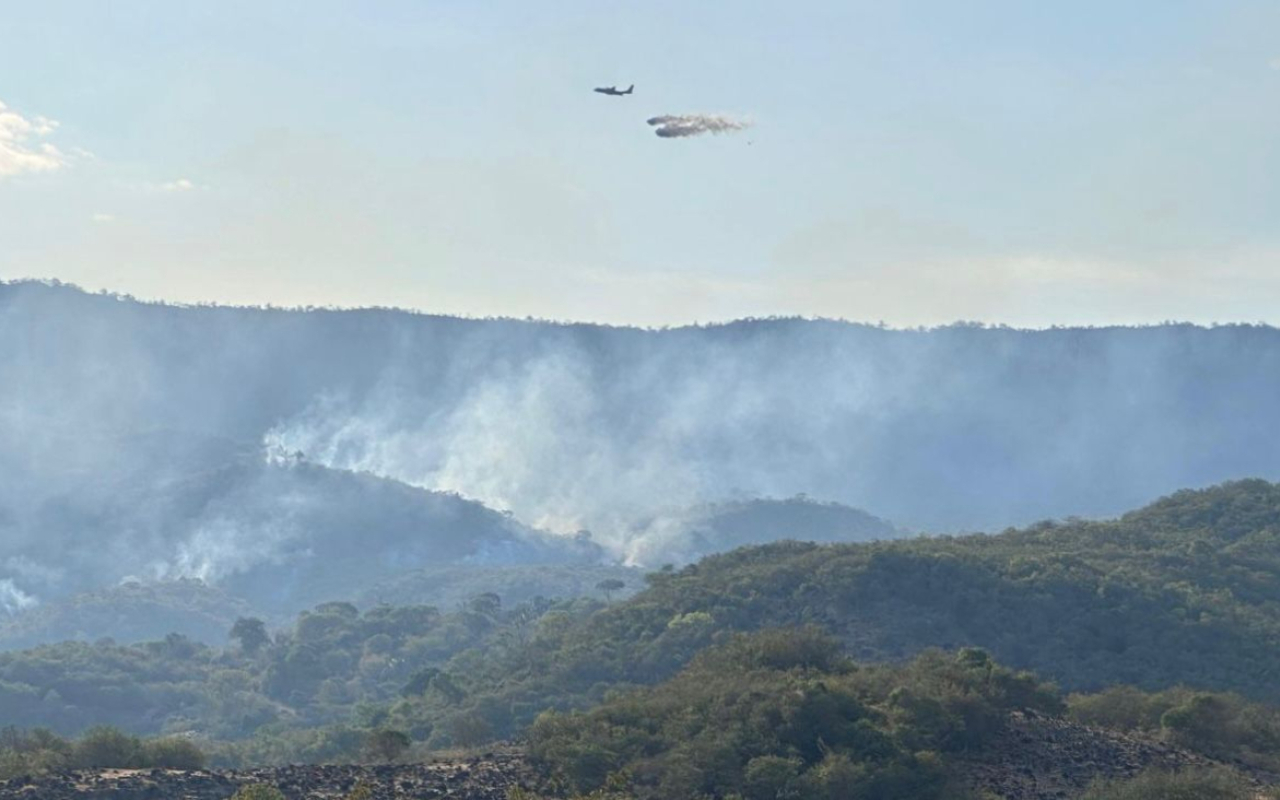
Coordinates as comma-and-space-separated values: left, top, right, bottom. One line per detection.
143, 736, 207, 769
73, 726, 143, 769
1068, 686, 1172, 731
363, 728, 410, 763
1160, 694, 1236, 755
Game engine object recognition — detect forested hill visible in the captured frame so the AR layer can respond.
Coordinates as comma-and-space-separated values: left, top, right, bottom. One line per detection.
437, 479, 1280, 737
6, 280, 1280, 550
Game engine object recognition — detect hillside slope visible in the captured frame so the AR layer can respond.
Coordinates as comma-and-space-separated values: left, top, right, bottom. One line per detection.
431, 480, 1280, 741
0, 446, 603, 646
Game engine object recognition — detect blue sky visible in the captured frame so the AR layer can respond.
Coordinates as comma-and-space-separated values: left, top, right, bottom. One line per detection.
1, 1, 1278, 325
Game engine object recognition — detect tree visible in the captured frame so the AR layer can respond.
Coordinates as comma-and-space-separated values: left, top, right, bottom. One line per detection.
364, 729, 411, 763
596, 579, 626, 603
468, 592, 502, 617
446, 712, 493, 748
230, 617, 270, 656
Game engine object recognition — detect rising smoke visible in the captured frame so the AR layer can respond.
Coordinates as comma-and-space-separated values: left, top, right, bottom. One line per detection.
0, 580, 36, 615
646, 114, 752, 138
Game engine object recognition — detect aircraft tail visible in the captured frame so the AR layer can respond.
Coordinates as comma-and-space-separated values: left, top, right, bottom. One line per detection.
625, 85, 634, 94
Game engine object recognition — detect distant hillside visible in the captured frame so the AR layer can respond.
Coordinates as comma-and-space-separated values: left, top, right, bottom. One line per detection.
0, 457, 892, 648
685, 496, 899, 554
0, 438, 604, 644
358, 563, 644, 610
0, 580, 253, 651
622, 496, 900, 564
7, 280, 1280, 556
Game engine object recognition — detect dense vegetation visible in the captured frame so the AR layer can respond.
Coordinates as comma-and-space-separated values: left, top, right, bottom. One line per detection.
0, 594, 600, 747
528, 629, 1060, 799
7, 481, 1280, 751
0, 562, 637, 654
427, 479, 1280, 742
0, 725, 206, 779
1069, 685, 1280, 772
0, 579, 257, 652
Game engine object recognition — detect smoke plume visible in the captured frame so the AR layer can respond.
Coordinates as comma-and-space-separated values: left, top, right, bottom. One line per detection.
646, 114, 751, 138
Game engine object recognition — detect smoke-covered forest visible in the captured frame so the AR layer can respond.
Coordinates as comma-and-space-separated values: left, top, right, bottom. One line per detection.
5, 280, 1280, 648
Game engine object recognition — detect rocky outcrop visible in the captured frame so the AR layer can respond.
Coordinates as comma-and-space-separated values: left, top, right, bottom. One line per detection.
957, 711, 1280, 800
0, 755, 535, 799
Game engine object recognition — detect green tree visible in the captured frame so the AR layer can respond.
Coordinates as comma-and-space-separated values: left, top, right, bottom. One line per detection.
595, 579, 625, 603
446, 712, 493, 748
230, 617, 270, 656
364, 729, 411, 763
743, 755, 802, 800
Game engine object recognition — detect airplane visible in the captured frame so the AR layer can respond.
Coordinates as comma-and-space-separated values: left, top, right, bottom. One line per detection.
593, 84, 634, 96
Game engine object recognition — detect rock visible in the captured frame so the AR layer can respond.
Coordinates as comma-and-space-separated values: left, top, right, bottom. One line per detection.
0, 757, 538, 800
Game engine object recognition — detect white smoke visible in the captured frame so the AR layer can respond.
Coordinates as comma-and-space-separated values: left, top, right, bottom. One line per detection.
646, 114, 752, 138
261, 351, 712, 563
159, 518, 299, 584
0, 579, 37, 615
260, 332, 895, 564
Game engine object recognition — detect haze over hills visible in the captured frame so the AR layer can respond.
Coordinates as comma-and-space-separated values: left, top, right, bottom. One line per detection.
6, 279, 1280, 646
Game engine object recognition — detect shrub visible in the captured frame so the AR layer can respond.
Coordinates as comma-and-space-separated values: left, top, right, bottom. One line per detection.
230, 785, 287, 800
72, 726, 143, 769
363, 728, 410, 763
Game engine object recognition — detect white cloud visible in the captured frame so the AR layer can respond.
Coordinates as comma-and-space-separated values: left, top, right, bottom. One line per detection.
91, 213, 115, 223
0, 100, 70, 179
125, 177, 206, 193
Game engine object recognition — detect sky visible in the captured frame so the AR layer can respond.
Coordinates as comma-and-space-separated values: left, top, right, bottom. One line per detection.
1, 0, 1278, 327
